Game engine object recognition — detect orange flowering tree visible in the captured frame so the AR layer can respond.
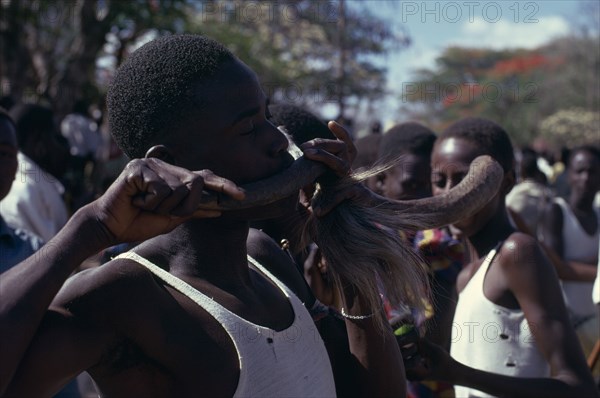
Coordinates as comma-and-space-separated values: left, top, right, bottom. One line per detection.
401, 36, 599, 147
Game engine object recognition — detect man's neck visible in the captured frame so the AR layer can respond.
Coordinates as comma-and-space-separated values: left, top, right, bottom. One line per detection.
469, 208, 515, 259
141, 217, 253, 287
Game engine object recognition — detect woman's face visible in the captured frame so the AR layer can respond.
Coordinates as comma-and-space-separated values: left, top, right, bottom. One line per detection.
431, 137, 502, 238
568, 149, 600, 200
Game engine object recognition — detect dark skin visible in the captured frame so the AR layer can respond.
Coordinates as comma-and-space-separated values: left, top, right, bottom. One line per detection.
1, 60, 405, 397
380, 151, 456, 349
380, 153, 432, 201
0, 117, 18, 200
407, 137, 597, 398
541, 149, 600, 281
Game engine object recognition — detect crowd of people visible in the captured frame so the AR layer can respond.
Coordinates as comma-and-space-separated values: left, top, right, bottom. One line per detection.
0, 34, 599, 398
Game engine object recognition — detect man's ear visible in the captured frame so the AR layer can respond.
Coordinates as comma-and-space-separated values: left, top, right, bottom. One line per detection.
145, 145, 175, 164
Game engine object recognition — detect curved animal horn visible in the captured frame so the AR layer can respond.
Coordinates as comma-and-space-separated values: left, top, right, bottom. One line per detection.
307, 154, 503, 333
367, 154, 504, 229
197, 157, 326, 210
197, 154, 503, 223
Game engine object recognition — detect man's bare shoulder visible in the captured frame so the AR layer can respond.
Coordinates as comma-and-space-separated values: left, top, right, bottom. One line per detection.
51, 256, 163, 320
497, 232, 552, 276
247, 228, 283, 258
47, 256, 240, 395
247, 228, 314, 303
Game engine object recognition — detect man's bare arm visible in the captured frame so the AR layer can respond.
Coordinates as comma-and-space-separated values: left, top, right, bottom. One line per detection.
0, 158, 244, 394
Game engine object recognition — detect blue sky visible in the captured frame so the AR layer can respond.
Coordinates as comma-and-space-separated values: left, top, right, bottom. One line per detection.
332, 0, 596, 131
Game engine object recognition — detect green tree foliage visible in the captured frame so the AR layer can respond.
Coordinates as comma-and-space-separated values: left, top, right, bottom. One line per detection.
539, 108, 599, 148
401, 35, 599, 146
1, 0, 187, 118
1, 0, 406, 123
190, 0, 408, 120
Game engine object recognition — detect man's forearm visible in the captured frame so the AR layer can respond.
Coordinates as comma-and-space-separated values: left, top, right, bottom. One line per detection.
0, 205, 111, 394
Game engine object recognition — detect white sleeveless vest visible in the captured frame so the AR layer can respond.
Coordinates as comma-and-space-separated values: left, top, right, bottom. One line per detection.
451, 245, 550, 398
554, 197, 599, 318
116, 251, 336, 398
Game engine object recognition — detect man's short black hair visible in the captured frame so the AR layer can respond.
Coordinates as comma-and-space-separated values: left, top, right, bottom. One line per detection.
378, 122, 436, 162
107, 34, 235, 159
268, 104, 333, 144
440, 117, 515, 173
9, 103, 55, 148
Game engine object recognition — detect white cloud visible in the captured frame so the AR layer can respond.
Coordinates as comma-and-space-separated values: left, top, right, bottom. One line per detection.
450, 16, 570, 49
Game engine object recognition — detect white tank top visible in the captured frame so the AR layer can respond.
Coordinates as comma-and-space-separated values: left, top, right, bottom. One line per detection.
554, 197, 599, 318
451, 245, 550, 398
116, 251, 336, 398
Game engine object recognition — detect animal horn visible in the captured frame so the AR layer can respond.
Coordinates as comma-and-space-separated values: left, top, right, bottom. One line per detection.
197, 157, 326, 210
367, 154, 504, 229
197, 155, 503, 224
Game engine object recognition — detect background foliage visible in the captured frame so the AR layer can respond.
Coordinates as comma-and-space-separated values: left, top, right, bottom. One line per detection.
400, 33, 599, 147
1, 0, 598, 148
0, 0, 407, 123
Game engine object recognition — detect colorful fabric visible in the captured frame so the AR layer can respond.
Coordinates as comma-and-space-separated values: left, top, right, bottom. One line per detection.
415, 228, 464, 284
408, 228, 464, 398
384, 228, 464, 328
408, 380, 455, 398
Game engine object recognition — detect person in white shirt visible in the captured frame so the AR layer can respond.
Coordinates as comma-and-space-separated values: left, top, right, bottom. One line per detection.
541, 146, 600, 365
0, 104, 69, 242
506, 147, 554, 239
60, 100, 100, 159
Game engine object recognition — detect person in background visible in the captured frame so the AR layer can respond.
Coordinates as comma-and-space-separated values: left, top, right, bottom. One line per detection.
378, 121, 461, 398
0, 108, 85, 398
506, 146, 554, 240
407, 117, 596, 398
369, 120, 382, 135
60, 100, 101, 162
541, 145, 600, 368
0, 103, 69, 242
60, 99, 102, 211
378, 122, 436, 201
0, 107, 43, 273
591, 237, 600, 381
353, 133, 383, 195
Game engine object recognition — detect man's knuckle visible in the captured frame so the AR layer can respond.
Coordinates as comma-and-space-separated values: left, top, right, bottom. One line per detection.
126, 158, 144, 170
